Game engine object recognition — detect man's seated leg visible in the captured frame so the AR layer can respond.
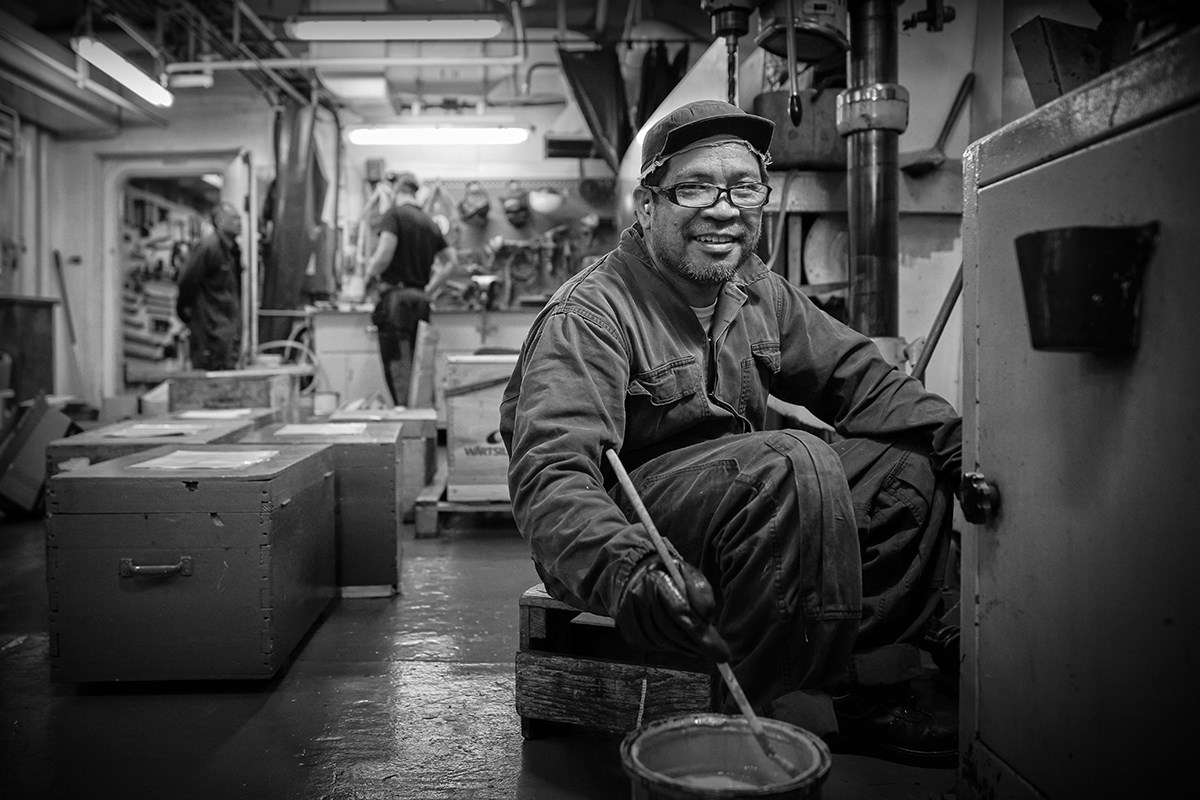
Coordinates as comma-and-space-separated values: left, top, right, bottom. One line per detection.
828, 434, 958, 765
622, 430, 861, 738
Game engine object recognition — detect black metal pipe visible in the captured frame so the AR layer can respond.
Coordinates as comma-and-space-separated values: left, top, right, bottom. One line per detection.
847, 0, 901, 337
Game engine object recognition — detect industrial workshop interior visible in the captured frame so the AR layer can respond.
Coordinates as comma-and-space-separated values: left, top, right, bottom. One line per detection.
0, 0, 1195, 797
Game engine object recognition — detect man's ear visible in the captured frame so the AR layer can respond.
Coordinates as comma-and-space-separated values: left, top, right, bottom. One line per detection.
633, 185, 652, 225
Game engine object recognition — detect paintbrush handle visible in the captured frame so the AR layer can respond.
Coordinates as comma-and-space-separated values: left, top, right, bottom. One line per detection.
606, 448, 799, 779
604, 449, 687, 589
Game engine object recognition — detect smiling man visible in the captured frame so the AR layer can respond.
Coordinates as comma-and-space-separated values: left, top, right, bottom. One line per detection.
500, 100, 963, 765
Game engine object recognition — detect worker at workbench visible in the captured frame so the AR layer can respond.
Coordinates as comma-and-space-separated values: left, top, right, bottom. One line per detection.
500, 100, 962, 764
362, 171, 458, 406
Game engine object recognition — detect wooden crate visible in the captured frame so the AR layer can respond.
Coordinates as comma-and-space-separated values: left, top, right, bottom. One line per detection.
168, 367, 307, 422
444, 355, 517, 502
413, 456, 513, 539
46, 417, 257, 477
516, 583, 716, 738
240, 421, 405, 596
321, 407, 437, 523
45, 444, 337, 682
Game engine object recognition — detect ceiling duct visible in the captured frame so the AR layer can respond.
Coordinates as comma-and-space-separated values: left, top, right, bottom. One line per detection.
553, 45, 634, 173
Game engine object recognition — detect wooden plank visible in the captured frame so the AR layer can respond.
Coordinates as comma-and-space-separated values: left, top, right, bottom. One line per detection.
514, 650, 713, 734
408, 320, 438, 409
520, 583, 573, 611
414, 458, 448, 539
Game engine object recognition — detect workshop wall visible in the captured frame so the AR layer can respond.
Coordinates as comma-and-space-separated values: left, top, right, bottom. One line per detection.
43, 74, 275, 403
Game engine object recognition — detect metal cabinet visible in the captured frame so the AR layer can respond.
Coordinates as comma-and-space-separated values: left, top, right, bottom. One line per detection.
310, 309, 390, 404
310, 307, 537, 419
959, 31, 1199, 800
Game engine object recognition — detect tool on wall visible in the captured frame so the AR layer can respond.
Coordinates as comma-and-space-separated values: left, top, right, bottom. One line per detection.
900, 72, 974, 177
910, 262, 962, 384
52, 250, 85, 398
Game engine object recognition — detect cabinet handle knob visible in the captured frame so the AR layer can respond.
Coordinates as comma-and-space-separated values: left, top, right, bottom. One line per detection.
960, 472, 1001, 524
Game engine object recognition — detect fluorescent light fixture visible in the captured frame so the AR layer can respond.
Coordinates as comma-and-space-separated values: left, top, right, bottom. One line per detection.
287, 16, 504, 41
169, 71, 214, 90
72, 36, 174, 108
320, 76, 389, 99
348, 126, 529, 146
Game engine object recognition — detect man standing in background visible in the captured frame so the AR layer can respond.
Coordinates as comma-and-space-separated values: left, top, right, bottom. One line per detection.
362, 172, 458, 406
176, 200, 243, 371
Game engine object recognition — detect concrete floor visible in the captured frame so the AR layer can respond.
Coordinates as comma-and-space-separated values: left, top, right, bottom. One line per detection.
0, 499, 957, 799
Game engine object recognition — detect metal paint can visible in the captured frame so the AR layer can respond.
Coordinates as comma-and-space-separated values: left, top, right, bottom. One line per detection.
620, 713, 832, 799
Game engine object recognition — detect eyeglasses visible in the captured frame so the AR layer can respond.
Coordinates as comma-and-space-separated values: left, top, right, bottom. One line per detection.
647, 181, 772, 209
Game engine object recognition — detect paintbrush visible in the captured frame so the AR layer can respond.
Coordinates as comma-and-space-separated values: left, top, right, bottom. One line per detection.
604, 449, 800, 782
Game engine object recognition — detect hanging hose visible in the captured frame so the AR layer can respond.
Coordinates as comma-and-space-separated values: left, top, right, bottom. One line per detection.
255, 338, 325, 395
764, 170, 800, 273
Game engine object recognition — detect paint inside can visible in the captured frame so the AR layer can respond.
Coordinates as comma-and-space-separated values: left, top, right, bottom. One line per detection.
621, 713, 832, 799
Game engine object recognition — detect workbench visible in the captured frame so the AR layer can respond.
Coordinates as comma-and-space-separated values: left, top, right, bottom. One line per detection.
310, 306, 538, 423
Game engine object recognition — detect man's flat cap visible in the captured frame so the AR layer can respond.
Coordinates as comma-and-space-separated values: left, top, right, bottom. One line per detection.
639, 99, 774, 180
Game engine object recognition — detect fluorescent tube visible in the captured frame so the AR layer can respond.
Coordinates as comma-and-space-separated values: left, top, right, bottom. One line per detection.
287, 17, 504, 41
73, 36, 174, 108
348, 126, 530, 146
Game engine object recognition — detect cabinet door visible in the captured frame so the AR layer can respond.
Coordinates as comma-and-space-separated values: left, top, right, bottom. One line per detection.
328, 351, 390, 405
312, 313, 390, 402
962, 104, 1200, 798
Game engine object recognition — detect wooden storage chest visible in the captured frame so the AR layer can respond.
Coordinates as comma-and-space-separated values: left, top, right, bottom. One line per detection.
45, 444, 337, 682
444, 354, 517, 501
168, 367, 307, 422
240, 421, 404, 595
321, 407, 437, 523
45, 417, 257, 477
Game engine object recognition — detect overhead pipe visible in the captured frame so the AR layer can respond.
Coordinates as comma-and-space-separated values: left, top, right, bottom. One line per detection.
837, 0, 907, 343
174, 0, 305, 105
169, 0, 529, 73
236, 0, 296, 59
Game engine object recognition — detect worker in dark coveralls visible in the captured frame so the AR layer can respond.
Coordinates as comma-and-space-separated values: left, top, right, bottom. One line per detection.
363, 172, 458, 406
176, 200, 243, 370
499, 100, 962, 764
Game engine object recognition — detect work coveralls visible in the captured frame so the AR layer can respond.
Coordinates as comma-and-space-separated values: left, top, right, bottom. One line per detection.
176, 231, 242, 371
499, 226, 961, 731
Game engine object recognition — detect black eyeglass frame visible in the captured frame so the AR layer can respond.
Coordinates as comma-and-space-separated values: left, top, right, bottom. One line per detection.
645, 181, 773, 210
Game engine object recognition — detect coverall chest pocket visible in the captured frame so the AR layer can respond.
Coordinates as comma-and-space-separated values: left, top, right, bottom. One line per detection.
744, 340, 781, 403
627, 358, 699, 406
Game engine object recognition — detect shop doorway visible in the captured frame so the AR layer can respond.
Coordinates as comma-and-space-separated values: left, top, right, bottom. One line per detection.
100, 150, 259, 397
119, 173, 219, 388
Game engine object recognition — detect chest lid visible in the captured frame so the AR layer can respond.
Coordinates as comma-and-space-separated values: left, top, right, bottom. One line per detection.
242, 422, 402, 467
51, 416, 256, 447
46, 443, 334, 514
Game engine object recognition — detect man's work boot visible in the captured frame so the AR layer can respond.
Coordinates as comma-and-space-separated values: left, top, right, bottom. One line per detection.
829, 678, 958, 767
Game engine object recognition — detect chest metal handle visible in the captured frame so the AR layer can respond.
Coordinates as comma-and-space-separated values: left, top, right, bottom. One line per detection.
119, 556, 194, 577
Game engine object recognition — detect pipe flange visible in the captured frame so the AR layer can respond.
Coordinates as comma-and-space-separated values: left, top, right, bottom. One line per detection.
836, 83, 909, 135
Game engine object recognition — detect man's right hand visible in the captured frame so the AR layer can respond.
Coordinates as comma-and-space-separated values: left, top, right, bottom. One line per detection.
614, 552, 730, 664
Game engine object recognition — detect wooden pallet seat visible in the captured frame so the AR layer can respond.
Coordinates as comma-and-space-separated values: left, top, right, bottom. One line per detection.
515, 583, 718, 738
